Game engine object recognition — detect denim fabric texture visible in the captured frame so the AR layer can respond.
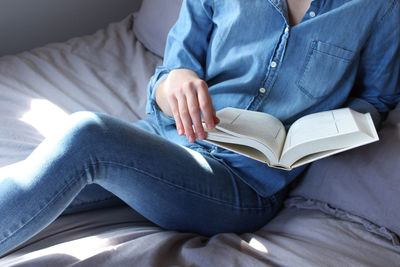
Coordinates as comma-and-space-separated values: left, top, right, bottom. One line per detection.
0, 112, 286, 256
1, 0, 399, 257
146, 0, 400, 197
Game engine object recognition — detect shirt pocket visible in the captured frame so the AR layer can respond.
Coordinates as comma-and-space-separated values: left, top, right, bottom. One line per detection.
296, 41, 355, 99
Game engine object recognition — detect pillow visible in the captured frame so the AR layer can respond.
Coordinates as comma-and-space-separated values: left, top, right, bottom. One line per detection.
289, 103, 400, 244
133, 0, 183, 57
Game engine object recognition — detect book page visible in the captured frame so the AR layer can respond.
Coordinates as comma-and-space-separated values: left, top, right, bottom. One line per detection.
279, 108, 378, 168
203, 138, 274, 165
205, 108, 286, 165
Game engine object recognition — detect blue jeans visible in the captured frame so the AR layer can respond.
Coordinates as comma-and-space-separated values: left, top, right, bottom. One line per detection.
0, 112, 286, 256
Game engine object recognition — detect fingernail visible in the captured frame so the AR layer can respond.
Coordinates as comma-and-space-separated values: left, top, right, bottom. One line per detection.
198, 132, 205, 140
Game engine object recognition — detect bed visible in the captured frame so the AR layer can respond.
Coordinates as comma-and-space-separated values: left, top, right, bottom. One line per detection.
1, 0, 399, 266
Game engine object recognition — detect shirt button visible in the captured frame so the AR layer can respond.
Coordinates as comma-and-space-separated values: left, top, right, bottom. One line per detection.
270, 61, 277, 68
309, 11, 316, 17
285, 27, 289, 33
259, 87, 266, 93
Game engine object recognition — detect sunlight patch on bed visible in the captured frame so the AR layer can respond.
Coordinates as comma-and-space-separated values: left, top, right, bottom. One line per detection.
20, 99, 69, 138
248, 237, 269, 253
20, 236, 114, 262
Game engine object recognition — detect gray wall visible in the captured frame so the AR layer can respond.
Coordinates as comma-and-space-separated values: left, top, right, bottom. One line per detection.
0, 0, 142, 56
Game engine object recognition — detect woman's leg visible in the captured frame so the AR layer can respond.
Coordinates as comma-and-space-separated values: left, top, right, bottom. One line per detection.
0, 111, 283, 256
61, 184, 125, 215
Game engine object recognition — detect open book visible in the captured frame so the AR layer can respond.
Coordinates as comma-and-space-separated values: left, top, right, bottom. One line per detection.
203, 107, 379, 170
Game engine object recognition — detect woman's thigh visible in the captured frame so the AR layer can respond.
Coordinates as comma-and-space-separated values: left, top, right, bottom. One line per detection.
65, 112, 283, 235
62, 117, 162, 215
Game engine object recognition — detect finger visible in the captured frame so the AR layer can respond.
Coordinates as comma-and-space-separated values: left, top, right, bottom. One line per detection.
168, 94, 184, 135
214, 114, 220, 124
197, 82, 216, 130
177, 92, 196, 143
185, 87, 205, 140
212, 106, 220, 124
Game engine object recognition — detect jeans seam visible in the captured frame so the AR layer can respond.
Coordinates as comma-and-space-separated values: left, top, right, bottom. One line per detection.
90, 161, 271, 211
66, 196, 117, 208
0, 175, 81, 245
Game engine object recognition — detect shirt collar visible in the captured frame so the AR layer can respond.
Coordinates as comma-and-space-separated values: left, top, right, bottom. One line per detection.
267, 0, 289, 24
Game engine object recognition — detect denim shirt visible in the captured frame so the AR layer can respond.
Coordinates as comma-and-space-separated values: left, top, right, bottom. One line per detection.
145, 0, 400, 197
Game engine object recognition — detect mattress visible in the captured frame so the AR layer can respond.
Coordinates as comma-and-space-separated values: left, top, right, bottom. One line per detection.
0, 14, 399, 266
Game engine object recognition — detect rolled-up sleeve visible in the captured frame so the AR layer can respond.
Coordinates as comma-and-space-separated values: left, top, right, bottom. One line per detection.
347, 0, 400, 127
145, 0, 214, 115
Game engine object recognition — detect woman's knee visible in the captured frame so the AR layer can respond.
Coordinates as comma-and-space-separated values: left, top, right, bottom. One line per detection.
58, 111, 109, 151
67, 111, 106, 135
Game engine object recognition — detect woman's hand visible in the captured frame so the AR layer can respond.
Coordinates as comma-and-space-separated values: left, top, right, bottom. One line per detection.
155, 69, 219, 143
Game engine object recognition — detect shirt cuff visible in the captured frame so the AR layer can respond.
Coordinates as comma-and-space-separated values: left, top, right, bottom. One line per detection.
145, 69, 170, 115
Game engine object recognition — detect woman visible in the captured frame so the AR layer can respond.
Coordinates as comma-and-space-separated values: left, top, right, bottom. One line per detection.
1, 0, 399, 256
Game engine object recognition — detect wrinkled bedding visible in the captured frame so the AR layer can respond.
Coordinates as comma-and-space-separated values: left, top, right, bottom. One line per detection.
0, 15, 159, 168
1, 14, 399, 266
2, 205, 399, 266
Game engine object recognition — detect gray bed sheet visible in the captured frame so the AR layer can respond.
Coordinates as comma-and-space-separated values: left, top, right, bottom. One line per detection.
0, 14, 399, 266
0, 14, 160, 168
1, 205, 399, 266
